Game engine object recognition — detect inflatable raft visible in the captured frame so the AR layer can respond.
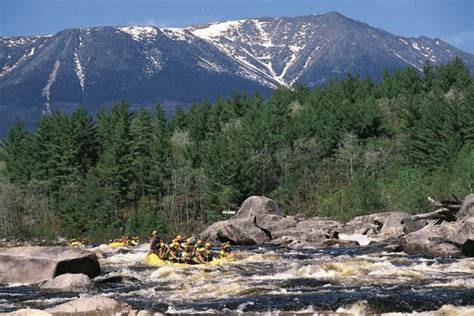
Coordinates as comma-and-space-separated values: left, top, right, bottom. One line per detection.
145, 253, 233, 267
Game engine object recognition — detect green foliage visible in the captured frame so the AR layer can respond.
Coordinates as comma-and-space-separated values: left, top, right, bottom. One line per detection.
1, 59, 472, 240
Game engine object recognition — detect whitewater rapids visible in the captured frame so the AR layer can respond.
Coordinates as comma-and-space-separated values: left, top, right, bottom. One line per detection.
1, 244, 473, 314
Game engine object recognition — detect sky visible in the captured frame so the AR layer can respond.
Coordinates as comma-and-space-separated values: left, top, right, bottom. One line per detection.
1, 0, 473, 53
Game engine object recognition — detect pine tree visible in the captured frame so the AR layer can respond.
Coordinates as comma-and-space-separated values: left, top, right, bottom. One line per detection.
1, 122, 34, 185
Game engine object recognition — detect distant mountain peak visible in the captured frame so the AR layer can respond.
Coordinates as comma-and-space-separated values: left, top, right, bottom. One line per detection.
1, 13, 473, 137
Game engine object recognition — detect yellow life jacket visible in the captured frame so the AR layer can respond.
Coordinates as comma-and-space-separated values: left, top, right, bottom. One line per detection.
219, 250, 229, 258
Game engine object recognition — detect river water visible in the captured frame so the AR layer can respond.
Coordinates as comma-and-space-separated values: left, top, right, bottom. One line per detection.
1, 244, 473, 314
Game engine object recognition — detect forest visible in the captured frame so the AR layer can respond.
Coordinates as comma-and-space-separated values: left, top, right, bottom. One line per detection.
0, 58, 473, 241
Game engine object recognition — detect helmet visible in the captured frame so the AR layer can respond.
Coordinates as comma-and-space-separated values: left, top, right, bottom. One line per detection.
186, 237, 193, 243
205, 242, 212, 248
152, 230, 158, 236
196, 240, 204, 246
222, 243, 230, 249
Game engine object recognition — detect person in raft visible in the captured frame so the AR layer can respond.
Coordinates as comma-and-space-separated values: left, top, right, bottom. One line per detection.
149, 230, 160, 254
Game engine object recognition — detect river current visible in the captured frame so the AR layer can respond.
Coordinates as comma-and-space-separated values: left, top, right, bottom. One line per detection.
1, 244, 473, 314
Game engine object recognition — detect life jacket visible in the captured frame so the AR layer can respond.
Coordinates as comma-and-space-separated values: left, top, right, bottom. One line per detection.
204, 249, 214, 261
219, 249, 230, 258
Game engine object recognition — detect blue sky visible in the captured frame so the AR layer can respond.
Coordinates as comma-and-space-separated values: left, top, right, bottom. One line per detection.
1, 0, 473, 53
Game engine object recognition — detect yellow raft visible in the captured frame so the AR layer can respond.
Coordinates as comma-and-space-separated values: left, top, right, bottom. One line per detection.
108, 240, 138, 248
145, 253, 233, 267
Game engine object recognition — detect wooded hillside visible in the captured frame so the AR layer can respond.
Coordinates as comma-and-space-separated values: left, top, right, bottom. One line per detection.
1, 58, 473, 241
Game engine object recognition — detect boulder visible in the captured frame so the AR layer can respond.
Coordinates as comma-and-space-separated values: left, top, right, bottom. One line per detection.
219, 217, 271, 245
400, 221, 464, 257
200, 221, 229, 243
234, 196, 282, 219
44, 296, 122, 315
272, 219, 341, 240
0, 246, 100, 284
5, 309, 51, 316
445, 217, 474, 245
254, 214, 297, 239
458, 194, 474, 220
40, 273, 95, 293
340, 212, 410, 240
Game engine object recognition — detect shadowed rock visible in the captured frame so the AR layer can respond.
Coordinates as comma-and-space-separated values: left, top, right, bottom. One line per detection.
0, 246, 100, 284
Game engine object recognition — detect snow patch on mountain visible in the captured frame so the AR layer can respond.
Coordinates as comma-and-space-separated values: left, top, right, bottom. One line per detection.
42, 60, 61, 114
74, 52, 85, 92
118, 26, 157, 41
392, 51, 422, 71
144, 48, 163, 75
399, 38, 408, 45
197, 57, 225, 73
162, 28, 189, 41
0, 47, 35, 77
190, 20, 244, 40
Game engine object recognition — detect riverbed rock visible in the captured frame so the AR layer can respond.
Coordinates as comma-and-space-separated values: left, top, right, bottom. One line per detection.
340, 212, 411, 240
0, 246, 100, 284
254, 214, 298, 239
200, 196, 294, 244
5, 309, 51, 316
40, 273, 95, 293
223, 217, 271, 244
458, 194, 474, 219
234, 195, 282, 219
44, 296, 122, 315
399, 221, 465, 257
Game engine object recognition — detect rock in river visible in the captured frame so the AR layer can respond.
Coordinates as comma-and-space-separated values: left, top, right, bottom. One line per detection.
234, 195, 282, 219
0, 246, 100, 284
44, 296, 122, 315
40, 273, 95, 293
200, 196, 295, 244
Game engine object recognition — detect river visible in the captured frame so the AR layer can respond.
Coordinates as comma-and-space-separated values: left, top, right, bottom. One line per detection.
1, 244, 473, 314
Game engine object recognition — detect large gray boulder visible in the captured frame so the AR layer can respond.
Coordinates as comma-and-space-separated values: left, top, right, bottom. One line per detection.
399, 221, 466, 257
220, 217, 271, 245
40, 273, 95, 293
235, 196, 282, 219
200, 196, 292, 245
272, 219, 341, 241
44, 296, 122, 315
458, 194, 474, 220
0, 246, 100, 284
340, 212, 411, 240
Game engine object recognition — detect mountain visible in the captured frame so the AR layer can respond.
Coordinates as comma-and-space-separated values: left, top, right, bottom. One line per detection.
1, 12, 473, 136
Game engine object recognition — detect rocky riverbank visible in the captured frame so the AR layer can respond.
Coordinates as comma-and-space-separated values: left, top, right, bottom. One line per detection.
200, 194, 474, 258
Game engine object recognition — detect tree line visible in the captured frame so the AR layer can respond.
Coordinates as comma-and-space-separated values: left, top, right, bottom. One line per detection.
0, 58, 473, 241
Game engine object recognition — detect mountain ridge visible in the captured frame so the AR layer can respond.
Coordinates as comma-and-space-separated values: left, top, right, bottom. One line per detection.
1, 12, 473, 137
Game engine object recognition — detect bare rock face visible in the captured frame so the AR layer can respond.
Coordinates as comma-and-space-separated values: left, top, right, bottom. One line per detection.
234, 196, 282, 219
44, 296, 122, 315
40, 273, 95, 293
0, 246, 100, 284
